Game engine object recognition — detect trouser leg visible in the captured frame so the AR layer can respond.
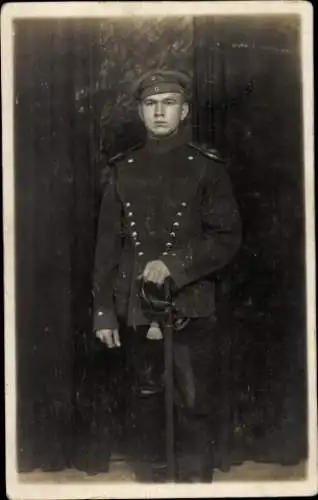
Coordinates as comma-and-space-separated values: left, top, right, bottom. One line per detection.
174, 410, 214, 481
123, 327, 165, 466
173, 317, 218, 481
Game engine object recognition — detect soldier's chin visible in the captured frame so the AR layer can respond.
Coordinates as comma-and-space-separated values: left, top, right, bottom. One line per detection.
150, 125, 173, 137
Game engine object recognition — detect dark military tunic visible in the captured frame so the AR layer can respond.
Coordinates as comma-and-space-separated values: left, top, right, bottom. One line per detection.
93, 129, 241, 331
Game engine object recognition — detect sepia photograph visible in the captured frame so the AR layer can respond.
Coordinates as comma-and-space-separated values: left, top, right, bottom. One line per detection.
2, 2, 316, 498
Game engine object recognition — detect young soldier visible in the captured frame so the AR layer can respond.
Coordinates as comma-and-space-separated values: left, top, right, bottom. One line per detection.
93, 69, 241, 482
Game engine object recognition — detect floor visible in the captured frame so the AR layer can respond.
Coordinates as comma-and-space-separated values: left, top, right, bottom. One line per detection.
19, 459, 306, 483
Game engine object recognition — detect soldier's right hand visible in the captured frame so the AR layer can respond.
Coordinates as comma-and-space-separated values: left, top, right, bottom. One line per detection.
96, 329, 121, 348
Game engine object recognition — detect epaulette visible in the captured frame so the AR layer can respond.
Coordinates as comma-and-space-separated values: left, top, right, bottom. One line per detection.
187, 142, 226, 163
108, 141, 144, 166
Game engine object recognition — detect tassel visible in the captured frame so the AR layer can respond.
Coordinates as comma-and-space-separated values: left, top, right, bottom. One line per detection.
146, 321, 163, 340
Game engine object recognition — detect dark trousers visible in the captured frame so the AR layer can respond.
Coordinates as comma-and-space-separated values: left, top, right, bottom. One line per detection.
122, 316, 219, 479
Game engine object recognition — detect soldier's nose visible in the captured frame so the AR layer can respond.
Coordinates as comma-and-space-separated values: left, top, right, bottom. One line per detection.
154, 103, 164, 117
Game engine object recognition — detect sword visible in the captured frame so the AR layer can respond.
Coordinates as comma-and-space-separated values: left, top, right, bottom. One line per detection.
163, 301, 175, 480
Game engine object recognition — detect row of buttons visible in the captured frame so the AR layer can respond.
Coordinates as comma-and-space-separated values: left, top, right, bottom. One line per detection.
125, 200, 188, 257
162, 201, 187, 256
126, 202, 144, 255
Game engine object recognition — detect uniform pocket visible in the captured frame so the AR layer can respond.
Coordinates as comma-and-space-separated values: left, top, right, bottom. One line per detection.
175, 280, 216, 318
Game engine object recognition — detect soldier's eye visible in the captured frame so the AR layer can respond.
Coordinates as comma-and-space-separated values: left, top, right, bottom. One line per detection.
145, 100, 155, 106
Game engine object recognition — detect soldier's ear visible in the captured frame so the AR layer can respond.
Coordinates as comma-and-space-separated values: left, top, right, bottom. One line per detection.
180, 101, 189, 121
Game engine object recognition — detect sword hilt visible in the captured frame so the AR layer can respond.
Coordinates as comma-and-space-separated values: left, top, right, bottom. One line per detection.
139, 277, 174, 315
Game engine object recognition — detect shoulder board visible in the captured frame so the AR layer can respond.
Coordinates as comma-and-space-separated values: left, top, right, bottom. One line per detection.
108, 141, 144, 166
187, 142, 226, 163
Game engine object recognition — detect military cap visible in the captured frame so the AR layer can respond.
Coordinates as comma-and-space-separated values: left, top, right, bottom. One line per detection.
132, 69, 192, 101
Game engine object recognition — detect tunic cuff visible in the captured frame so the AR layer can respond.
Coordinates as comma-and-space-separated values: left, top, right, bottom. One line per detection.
93, 307, 119, 331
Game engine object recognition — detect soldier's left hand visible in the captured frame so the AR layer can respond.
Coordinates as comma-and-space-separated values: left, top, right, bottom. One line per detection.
142, 260, 171, 285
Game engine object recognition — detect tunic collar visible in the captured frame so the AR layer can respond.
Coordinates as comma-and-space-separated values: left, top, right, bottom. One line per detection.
145, 123, 191, 154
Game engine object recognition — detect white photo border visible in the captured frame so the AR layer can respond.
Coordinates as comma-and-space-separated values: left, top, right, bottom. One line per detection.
2, 2, 316, 498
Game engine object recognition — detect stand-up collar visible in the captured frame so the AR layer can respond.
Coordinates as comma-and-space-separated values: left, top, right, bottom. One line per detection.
146, 124, 192, 154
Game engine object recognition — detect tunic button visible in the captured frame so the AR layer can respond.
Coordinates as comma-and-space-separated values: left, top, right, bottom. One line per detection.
173, 222, 179, 228
97, 311, 103, 316
166, 242, 172, 248
181, 202, 187, 207
138, 252, 144, 256
128, 212, 133, 217
170, 232, 176, 237
126, 202, 131, 207
188, 156, 194, 160
130, 221, 136, 227
177, 212, 183, 217
135, 241, 141, 246
172, 253, 176, 256
162, 252, 168, 256
127, 158, 134, 163
132, 231, 138, 238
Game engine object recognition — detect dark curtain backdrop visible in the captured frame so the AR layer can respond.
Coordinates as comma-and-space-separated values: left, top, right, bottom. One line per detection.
14, 16, 306, 473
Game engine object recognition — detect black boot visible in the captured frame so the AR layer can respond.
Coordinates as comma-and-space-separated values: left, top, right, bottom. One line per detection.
175, 450, 214, 483
175, 411, 215, 483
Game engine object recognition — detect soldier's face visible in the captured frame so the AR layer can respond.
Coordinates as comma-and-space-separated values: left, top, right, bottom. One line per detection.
139, 92, 189, 137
